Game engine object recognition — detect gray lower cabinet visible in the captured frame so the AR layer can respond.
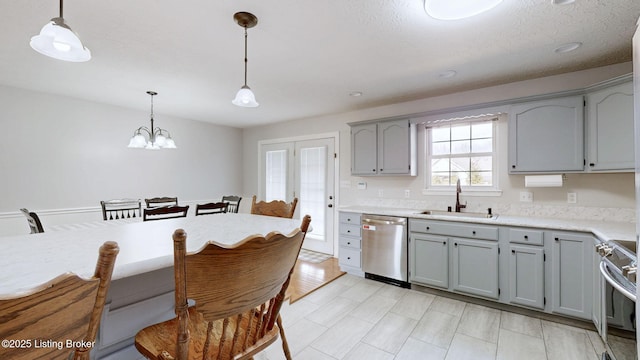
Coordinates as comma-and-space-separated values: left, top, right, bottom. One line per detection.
508, 244, 544, 309
508, 95, 584, 173
551, 231, 593, 320
592, 238, 604, 334
338, 212, 363, 275
410, 233, 448, 289
451, 238, 499, 299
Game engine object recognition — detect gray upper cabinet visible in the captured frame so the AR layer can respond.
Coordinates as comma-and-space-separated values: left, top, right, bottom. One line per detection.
586, 81, 634, 172
508, 96, 584, 173
350, 118, 417, 176
351, 123, 378, 175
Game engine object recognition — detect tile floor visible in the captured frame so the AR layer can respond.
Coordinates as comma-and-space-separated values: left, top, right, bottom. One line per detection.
256, 274, 612, 360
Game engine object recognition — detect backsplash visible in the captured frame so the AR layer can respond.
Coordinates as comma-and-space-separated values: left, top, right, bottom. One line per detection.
352, 198, 636, 223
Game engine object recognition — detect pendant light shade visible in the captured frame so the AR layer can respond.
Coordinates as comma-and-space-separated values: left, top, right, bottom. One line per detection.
30, 0, 91, 62
424, 0, 503, 20
232, 85, 258, 107
232, 12, 259, 108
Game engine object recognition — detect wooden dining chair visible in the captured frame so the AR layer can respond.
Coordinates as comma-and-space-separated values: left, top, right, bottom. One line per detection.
19, 208, 44, 234
250, 195, 298, 219
100, 199, 142, 221
134, 218, 309, 360
221, 195, 242, 213
195, 202, 228, 216
0, 241, 119, 360
143, 205, 190, 221
145, 197, 179, 208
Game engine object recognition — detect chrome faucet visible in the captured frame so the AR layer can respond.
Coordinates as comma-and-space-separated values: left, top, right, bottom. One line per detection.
455, 179, 466, 212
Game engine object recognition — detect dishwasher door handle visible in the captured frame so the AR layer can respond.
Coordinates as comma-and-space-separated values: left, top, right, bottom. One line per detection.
362, 218, 405, 226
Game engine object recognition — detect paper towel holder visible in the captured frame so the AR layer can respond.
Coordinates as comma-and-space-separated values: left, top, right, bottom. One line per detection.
524, 174, 565, 188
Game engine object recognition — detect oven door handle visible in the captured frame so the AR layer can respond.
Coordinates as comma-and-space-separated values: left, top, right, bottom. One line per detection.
600, 261, 637, 302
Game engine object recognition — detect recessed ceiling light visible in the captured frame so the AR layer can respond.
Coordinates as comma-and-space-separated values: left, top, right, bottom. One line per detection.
554, 42, 582, 53
424, 0, 503, 20
349, 91, 363, 97
438, 70, 457, 78
552, 0, 575, 5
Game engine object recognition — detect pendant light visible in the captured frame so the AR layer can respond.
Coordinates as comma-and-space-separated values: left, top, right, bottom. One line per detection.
128, 91, 177, 150
232, 12, 259, 108
424, 0, 503, 20
30, 0, 91, 62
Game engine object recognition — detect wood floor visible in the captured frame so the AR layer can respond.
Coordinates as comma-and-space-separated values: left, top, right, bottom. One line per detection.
286, 257, 345, 303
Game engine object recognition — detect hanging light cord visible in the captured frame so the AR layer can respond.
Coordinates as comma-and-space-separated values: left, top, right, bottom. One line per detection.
59, 0, 64, 18
243, 27, 248, 86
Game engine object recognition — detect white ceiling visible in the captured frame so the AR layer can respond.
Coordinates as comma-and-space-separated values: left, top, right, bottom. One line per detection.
2, 0, 640, 128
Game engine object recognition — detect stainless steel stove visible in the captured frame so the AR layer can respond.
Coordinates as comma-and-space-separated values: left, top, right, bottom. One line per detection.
596, 240, 637, 360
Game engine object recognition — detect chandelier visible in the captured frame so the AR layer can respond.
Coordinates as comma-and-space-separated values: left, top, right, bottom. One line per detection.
128, 91, 176, 150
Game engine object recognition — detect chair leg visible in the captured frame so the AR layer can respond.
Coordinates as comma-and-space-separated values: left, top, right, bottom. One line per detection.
277, 315, 292, 360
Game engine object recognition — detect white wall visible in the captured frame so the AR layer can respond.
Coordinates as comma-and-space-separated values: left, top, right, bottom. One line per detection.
242, 62, 635, 220
0, 86, 243, 235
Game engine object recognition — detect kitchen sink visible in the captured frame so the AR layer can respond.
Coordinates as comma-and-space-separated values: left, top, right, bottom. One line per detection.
416, 209, 498, 220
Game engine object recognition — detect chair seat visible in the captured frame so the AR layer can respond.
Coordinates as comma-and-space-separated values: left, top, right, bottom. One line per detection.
135, 306, 280, 360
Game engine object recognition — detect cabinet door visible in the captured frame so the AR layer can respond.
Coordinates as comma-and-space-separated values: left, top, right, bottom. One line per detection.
452, 238, 499, 299
586, 81, 634, 171
378, 119, 412, 175
410, 233, 448, 289
509, 245, 544, 309
592, 240, 603, 335
509, 96, 584, 173
351, 123, 377, 175
551, 232, 593, 320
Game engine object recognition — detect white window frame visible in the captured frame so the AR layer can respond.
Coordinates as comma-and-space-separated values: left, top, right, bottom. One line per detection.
423, 115, 502, 197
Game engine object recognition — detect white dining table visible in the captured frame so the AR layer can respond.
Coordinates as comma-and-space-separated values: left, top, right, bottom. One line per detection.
0, 213, 304, 296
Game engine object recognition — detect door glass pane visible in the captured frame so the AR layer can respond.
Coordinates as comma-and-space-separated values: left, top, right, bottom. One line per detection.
265, 150, 287, 202
299, 146, 326, 238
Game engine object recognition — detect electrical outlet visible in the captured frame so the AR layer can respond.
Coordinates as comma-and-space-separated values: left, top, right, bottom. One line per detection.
378, 189, 384, 197
567, 192, 577, 204
520, 191, 533, 202
404, 189, 411, 198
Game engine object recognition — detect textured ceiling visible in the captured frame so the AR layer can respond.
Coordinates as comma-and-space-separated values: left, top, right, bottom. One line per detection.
1, 0, 639, 128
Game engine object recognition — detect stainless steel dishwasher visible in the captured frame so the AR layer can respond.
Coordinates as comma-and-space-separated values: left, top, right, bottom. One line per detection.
361, 214, 409, 288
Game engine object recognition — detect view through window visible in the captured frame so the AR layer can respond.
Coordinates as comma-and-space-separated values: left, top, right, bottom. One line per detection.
427, 120, 495, 188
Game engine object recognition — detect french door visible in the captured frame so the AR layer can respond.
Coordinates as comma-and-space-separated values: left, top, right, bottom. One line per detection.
260, 137, 335, 255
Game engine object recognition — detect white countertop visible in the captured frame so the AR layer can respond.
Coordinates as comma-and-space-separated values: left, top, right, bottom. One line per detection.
0, 214, 303, 296
339, 206, 636, 243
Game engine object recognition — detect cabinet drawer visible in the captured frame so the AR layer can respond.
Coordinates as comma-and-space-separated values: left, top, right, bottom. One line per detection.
508, 228, 544, 246
340, 223, 361, 237
339, 248, 361, 268
410, 219, 498, 241
339, 212, 361, 224
339, 236, 361, 249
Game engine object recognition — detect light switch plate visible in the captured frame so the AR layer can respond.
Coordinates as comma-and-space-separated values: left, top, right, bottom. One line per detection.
357, 181, 367, 190
567, 192, 577, 203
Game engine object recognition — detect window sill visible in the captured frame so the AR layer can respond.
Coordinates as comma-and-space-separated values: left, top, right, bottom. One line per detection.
422, 188, 503, 197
